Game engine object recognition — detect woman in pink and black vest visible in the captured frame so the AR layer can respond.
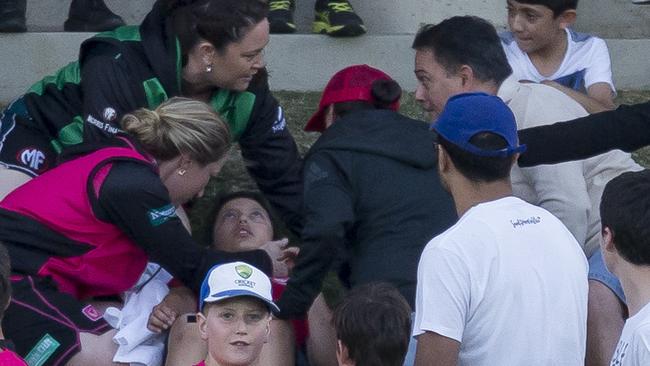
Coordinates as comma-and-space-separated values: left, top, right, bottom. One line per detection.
0, 97, 282, 366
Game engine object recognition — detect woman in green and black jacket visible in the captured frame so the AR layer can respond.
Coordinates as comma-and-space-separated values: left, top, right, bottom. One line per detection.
0, 0, 303, 233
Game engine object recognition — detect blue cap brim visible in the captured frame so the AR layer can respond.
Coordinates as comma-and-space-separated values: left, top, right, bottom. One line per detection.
200, 289, 280, 313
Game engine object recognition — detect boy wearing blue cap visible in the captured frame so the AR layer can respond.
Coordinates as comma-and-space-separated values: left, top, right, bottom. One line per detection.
412, 93, 589, 366
194, 261, 278, 366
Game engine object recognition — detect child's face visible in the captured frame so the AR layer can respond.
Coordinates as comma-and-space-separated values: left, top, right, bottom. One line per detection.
198, 297, 271, 366
212, 198, 274, 252
506, 0, 570, 54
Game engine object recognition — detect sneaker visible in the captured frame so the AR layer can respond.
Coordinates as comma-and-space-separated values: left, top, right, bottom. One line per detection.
313, 0, 366, 37
63, 0, 125, 32
0, 0, 26, 33
269, 0, 296, 34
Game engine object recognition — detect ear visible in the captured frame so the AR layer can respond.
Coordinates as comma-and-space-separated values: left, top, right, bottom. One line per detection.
557, 9, 577, 29
457, 65, 475, 91
602, 226, 617, 255
336, 340, 354, 366
197, 40, 217, 65
197, 312, 209, 341
324, 105, 336, 130
178, 154, 193, 171
263, 317, 271, 344
437, 144, 451, 174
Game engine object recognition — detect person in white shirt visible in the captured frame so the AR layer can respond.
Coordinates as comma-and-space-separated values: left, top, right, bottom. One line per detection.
413, 92, 588, 366
598, 170, 650, 366
500, 0, 615, 113
411, 17, 640, 365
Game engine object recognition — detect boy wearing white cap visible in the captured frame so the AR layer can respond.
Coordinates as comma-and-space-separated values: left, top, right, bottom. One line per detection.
195, 261, 279, 366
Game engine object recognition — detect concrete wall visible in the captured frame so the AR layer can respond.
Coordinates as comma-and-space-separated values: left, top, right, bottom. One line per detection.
25, 0, 650, 38
1, 0, 647, 102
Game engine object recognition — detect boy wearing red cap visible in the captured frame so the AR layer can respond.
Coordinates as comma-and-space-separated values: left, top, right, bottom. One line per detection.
274, 65, 457, 365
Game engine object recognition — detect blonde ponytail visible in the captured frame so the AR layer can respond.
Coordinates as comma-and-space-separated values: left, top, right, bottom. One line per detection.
121, 97, 231, 165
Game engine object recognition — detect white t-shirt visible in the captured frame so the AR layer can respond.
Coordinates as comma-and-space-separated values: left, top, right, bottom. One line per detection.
500, 28, 614, 93
610, 302, 650, 366
413, 196, 588, 366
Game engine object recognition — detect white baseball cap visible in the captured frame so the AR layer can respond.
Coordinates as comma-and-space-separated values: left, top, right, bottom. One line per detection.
199, 261, 280, 312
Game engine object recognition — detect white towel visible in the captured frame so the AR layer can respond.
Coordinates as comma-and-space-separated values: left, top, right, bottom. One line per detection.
104, 263, 172, 366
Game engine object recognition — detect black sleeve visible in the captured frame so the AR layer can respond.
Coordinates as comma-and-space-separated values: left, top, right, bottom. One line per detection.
94, 161, 272, 293
518, 102, 650, 167
274, 153, 354, 319
239, 82, 304, 235
80, 44, 148, 143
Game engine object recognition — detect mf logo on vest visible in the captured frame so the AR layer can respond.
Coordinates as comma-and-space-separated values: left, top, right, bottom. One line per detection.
17, 147, 47, 172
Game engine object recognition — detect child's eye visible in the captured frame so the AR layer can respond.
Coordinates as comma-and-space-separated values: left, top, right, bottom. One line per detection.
222, 211, 238, 219
220, 312, 235, 320
245, 313, 264, 323
250, 211, 265, 221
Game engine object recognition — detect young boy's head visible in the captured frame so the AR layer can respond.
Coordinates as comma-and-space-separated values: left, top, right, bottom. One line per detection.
209, 191, 277, 253
600, 170, 650, 275
197, 261, 278, 366
0, 243, 11, 321
332, 283, 411, 366
506, 0, 578, 54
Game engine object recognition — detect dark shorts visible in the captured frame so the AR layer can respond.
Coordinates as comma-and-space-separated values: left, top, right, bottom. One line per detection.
0, 98, 56, 177
3, 276, 111, 366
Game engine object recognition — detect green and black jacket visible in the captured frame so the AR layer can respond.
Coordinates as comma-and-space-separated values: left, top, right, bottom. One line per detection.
17, 1, 303, 232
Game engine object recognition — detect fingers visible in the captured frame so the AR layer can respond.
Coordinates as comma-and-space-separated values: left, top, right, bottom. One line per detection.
277, 246, 300, 262
147, 305, 178, 333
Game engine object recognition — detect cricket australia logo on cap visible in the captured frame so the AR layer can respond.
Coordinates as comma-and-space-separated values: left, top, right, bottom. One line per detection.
236, 264, 253, 279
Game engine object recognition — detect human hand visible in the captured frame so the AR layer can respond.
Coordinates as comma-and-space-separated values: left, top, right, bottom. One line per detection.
260, 238, 300, 278
147, 301, 178, 333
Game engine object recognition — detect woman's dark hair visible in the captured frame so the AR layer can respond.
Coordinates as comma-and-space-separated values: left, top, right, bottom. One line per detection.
204, 191, 279, 247
333, 79, 402, 118
168, 0, 269, 64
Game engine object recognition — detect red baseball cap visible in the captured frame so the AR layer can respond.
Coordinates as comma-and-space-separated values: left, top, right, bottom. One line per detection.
304, 64, 400, 132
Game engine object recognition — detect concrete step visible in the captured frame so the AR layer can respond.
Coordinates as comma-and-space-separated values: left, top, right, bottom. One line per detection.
1, 32, 649, 103
22, 0, 650, 38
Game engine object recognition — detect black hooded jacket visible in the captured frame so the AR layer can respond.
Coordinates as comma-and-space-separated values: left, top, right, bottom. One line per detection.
275, 109, 458, 318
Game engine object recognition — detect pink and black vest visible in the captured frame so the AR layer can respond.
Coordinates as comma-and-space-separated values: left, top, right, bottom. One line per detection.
0, 145, 153, 299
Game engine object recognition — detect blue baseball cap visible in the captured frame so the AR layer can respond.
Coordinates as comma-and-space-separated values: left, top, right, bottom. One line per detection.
431, 92, 526, 157
199, 261, 280, 313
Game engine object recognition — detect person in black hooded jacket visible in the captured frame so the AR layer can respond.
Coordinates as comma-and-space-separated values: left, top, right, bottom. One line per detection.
274, 65, 457, 320
0, 0, 303, 233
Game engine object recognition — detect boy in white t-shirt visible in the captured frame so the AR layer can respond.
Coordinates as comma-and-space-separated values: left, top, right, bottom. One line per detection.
413, 93, 589, 366
501, 0, 616, 113
599, 170, 650, 366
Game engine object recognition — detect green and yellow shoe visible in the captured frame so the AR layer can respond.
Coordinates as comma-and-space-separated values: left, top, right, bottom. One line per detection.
268, 0, 297, 34
313, 0, 366, 37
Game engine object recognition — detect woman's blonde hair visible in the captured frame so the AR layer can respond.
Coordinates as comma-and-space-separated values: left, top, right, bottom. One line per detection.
121, 97, 231, 165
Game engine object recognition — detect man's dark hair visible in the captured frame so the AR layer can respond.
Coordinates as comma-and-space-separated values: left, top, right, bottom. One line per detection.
333, 79, 402, 118
438, 133, 516, 182
332, 283, 411, 366
412, 16, 512, 85
169, 0, 269, 62
0, 243, 11, 319
600, 170, 650, 266
510, 0, 578, 17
